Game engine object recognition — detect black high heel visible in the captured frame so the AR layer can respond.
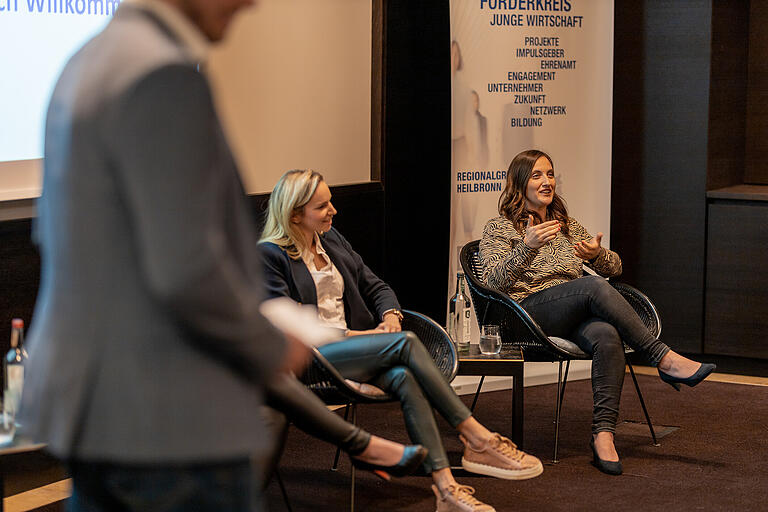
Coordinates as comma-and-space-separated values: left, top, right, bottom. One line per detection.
350, 444, 428, 481
590, 438, 622, 476
658, 363, 716, 391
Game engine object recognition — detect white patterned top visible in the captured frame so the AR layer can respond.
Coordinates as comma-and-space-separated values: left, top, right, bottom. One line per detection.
479, 216, 622, 302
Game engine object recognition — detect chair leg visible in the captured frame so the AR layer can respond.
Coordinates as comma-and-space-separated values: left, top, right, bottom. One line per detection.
559, 360, 571, 415
274, 468, 294, 512
332, 403, 351, 471
553, 360, 571, 423
349, 403, 357, 512
552, 361, 565, 463
470, 376, 486, 412
626, 358, 659, 446
552, 360, 571, 463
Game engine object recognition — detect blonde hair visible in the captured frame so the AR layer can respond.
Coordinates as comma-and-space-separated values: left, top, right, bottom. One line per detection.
260, 169, 325, 259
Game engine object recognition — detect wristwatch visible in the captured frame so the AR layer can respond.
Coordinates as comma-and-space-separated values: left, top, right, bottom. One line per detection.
382, 308, 404, 323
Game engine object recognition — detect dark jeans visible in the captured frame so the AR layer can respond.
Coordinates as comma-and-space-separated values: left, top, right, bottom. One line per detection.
521, 276, 671, 434
67, 459, 261, 512
266, 373, 371, 455
319, 331, 472, 473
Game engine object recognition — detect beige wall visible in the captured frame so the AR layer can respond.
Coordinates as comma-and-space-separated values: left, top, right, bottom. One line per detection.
0, 0, 372, 213
208, 0, 373, 194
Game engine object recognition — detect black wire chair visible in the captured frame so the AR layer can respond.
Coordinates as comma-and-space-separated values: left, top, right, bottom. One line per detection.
299, 309, 458, 511
460, 240, 661, 463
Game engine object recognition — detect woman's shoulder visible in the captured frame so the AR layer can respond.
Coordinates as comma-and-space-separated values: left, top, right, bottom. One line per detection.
482, 216, 519, 236
483, 215, 513, 228
258, 240, 281, 251
258, 240, 289, 260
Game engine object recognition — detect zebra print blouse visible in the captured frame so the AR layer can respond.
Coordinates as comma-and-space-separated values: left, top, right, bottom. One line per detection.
479, 216, 622, 302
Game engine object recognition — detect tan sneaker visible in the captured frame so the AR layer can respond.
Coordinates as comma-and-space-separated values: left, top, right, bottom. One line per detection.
432, 484, 496, 512
344, 379, 387, 397
461, 433, 544, 480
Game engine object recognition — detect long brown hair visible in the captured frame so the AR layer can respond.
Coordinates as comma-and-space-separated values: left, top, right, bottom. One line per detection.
498, 149, 570, 236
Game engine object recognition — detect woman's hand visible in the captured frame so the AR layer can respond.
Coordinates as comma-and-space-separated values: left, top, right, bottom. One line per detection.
573, 232, 603, 261
346, 317, 401, 337
277, 331, 311, 375
379, 312, 403, 333
523, 215, 560, 249
344, 313, 401, 337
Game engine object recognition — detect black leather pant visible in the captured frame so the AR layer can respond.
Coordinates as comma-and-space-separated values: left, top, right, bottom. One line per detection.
67, 459, 261, 512
319, 331, 472, 473
265, 373, 371, 456
521, 276, 671, 434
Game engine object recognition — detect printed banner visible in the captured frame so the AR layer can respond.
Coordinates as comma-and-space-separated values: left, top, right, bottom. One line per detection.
449, 0, 614, 338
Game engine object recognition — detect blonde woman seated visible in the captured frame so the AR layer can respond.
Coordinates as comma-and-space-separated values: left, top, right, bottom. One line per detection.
480, 149, 715, 475
259, 169, 543, 512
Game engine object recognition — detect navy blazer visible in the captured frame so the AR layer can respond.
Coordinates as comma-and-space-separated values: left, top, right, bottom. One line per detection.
260, 228, 400, 330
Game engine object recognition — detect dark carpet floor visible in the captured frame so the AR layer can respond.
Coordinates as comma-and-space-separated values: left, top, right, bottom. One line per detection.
264, 374, 768, 511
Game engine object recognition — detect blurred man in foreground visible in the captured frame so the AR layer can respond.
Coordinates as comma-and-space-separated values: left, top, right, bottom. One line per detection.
20, 0, 306, 510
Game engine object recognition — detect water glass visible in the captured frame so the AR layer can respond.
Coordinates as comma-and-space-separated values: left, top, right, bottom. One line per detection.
479, 325, 502, 355
0, 399, 16, 445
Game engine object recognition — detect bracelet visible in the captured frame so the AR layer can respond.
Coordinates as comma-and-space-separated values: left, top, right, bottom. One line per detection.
382, 308, 403, 323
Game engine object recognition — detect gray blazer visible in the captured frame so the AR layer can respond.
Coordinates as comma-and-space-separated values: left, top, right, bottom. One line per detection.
19, 4, 286, 463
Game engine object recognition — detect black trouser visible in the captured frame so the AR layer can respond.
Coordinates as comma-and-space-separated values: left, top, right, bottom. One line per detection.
319, 331, 472, 473
521, 276, 670, 434
67, 459, 261, 512
266, 373, 371, 456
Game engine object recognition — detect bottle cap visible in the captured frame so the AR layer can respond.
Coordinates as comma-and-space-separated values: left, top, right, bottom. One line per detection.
11, 318, 23, 329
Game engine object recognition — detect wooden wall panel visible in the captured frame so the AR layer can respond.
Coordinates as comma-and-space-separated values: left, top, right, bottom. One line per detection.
745, 1, 768, 184
705, 202, 768, 358
707, 0, 749, 191
612, 0, 712, 354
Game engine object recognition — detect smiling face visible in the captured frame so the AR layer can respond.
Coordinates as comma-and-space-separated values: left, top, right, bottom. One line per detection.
524, 156, 556, 216
292, 180, 336, 240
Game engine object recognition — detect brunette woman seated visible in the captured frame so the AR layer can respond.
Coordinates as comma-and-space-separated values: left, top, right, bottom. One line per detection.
480, 149, 716, 475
